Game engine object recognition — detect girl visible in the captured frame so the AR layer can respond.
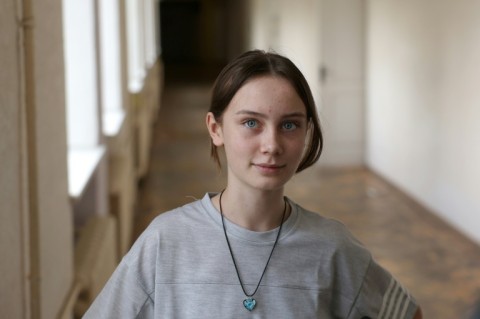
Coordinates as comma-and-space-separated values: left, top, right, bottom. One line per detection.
84, 50, 422, 318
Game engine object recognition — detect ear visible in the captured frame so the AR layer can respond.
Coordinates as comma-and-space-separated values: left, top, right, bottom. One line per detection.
206, 112, 224, 146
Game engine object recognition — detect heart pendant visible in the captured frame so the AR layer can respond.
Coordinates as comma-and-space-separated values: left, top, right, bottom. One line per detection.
243, 298, 257, 311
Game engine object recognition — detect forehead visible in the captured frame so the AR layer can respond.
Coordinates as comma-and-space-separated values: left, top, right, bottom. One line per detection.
227, 75, 306, 114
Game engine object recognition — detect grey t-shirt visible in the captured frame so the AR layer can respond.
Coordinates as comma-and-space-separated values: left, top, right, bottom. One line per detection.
84, 193, 418, 318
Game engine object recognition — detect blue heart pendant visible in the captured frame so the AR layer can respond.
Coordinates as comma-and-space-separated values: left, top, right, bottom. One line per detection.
243, 298, 257, 311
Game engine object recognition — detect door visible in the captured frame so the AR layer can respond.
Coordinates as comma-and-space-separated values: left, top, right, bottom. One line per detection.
320, 0, 366, 166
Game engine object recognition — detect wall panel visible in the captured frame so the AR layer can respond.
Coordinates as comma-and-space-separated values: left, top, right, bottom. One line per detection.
0, 1, 29, 317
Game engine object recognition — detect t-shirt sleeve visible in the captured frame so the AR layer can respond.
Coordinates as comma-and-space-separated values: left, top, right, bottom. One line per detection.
348, 259, 418, 319
83, 227, 159, 318
82, 260, 154, 318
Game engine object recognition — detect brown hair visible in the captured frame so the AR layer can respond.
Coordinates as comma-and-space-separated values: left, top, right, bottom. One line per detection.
208, 49, 323, 173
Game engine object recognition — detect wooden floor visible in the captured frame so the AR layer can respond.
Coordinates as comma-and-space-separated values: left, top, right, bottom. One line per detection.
134, 72, 480, 319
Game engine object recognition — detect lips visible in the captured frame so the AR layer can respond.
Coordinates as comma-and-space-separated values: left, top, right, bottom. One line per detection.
253, 163, 286, 173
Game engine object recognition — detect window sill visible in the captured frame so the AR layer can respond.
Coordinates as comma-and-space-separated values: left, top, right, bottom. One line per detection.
68, 146, 106, 201
102, 109, 126, 137
129, 74, 145, 94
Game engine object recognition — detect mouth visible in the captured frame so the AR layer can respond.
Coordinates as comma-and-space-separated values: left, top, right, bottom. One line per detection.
253, 163, 287, 173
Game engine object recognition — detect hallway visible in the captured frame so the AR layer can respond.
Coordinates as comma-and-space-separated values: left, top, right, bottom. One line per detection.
134, 73, 480, 319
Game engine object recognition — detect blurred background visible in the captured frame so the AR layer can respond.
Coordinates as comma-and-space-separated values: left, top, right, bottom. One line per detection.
1, 0, 480, 318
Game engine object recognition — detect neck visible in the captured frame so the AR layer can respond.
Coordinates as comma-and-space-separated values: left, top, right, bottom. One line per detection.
215, 187, 288, 232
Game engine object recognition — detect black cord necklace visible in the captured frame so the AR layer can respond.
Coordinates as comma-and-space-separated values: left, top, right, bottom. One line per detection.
219, 190, 287, 312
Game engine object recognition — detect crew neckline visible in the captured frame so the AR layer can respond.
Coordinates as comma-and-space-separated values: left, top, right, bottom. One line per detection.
201, 192, 299, 245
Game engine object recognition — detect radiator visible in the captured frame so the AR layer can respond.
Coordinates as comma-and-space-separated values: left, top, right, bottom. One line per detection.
71, 216, 118, 318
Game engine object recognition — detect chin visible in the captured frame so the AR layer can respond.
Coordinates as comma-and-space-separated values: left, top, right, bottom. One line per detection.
250, 178, 290, 192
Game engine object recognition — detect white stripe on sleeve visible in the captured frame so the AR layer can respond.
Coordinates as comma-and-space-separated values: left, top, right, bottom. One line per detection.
378, 278, 413, 319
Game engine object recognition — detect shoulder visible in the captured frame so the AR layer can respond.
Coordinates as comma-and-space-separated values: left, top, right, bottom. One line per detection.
289, 202, 419, 318
289, 202, 373, 285
126, 193, 218, 254
122, 197, 206, 262
140, 196, 208, 237
293, 203, 370, 257
117, 198, 208, 288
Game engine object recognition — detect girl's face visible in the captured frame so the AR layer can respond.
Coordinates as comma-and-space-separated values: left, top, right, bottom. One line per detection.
207, 75, 308, 192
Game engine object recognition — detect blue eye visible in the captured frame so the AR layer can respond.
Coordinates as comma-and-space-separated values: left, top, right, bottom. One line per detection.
244, 119, 258, 128
283, 121, 297, 131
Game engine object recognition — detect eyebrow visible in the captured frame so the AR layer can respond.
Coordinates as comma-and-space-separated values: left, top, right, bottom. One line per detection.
235, 110, 307, 118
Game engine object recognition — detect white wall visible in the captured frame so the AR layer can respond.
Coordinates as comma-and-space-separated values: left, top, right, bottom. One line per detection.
367, 0, 480, 243
247, 0, 321, 105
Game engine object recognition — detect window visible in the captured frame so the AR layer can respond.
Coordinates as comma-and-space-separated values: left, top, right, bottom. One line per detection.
144, 0, 159, 67
62, 0, 106, 200
98, 0, 126, 137
125, 0, 146, 93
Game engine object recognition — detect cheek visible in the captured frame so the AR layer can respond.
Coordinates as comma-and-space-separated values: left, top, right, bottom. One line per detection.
223, 129, 255, 155
293, 144, 306, 159
229, 138, 255, 156
288, 136, 308, 158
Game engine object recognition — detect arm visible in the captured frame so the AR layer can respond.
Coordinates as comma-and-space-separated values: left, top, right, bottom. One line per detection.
413, 307, 423, 319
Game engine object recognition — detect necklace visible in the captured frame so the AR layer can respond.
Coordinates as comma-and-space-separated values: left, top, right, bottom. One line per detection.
219, 190, 287, 312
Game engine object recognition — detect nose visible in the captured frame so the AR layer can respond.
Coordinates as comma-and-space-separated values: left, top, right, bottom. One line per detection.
260, 127, 283, 155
